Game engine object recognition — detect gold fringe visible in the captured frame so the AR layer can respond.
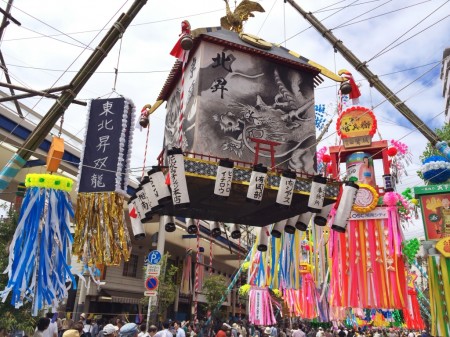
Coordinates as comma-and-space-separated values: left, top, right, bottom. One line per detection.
74, 192, 131, 266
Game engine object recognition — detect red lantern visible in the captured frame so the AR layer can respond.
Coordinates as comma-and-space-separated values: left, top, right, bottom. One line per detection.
322, 154, 331, 163
387, 147, 398, 157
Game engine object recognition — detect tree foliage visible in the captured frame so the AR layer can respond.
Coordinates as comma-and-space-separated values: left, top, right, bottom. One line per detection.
0, 204, 36, 334
202, 274, 228, 314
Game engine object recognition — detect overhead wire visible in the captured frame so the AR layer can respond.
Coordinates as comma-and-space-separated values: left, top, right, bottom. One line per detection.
367, 0, 450, 63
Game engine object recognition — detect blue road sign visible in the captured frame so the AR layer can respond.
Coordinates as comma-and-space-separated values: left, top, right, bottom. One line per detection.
145, 276, 159, 291
147, 250, 162, 265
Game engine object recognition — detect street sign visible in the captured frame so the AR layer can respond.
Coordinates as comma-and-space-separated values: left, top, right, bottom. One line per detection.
144, 290, 158, 297
145, 276, 159, 291
146, 264, 161, 276
147, 250, 162, 265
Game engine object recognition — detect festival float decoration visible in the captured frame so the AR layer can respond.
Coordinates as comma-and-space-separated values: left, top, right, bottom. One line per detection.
414, 182, 450, 336
0, 133, 77, 314
141, 4, 351, 227
74, 97, 135, 266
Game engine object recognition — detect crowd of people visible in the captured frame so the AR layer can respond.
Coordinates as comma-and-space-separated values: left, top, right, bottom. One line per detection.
26, 314, 431, 337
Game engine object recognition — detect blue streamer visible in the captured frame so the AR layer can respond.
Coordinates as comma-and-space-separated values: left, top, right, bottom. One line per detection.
1, 187, 76, 315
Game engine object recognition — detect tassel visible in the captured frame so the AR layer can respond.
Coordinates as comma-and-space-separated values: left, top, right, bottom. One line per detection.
1, 174, 77, 315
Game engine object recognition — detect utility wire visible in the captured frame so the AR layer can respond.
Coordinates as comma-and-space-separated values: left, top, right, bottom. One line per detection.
367, 0, 450, 62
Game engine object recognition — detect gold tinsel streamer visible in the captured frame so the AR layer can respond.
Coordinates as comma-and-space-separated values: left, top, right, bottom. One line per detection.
74, 192, 131, 266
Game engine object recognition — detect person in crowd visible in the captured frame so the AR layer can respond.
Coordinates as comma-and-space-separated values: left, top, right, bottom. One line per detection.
138, 324, 148, 337
102, 324, 119, 337
62, 328, 81, 337
216, 324, 230, 337
263, 328, 272, 337
148, 326, 157, 337
119, 324, 139, 337
73, 323, 85, 337
316, 328, 324, 337
270, 327, 277, 337
60, 319, 74, 337
42, 313, 58, 337
34, 318, 51, 337
187, 325, 196, 337
80, 315, 86, 326
173, 322, 186, 337
155, 322, 173, 337
231, 324, 239, 337
290, 324, 305, 337
83, 320, 94, 337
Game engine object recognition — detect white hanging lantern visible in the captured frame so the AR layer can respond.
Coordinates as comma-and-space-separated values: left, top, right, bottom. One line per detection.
141, 176, 162, 212
271, 219, 286, 238
332, 181, 359, 233
285, 216, 297, 234
314, 203, 334, 227
246, 164, 268, 204
167, 147, 190, 208
147, 166, 172, 205
214, 159, 234, 198
128, 197, 145, 239
186, 218, 197, 234
308, 175, 327, 213
135, 187, 152, 222
276, 170, 296, 207
382, 174, 394, 192
210, 221, 221, 238
230, 223, 241, 239
164, 215, 176, 232
257, 225, 271, 252
296, 212, 311, 231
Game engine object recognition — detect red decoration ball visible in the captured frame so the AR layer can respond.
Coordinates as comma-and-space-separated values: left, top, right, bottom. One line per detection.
327, 165, 333, 174
387, 147, 398, 157
322, 154, 331, 163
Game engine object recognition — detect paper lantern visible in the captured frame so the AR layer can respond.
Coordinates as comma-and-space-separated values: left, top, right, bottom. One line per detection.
214, 158, 234, 198
186, 218, 197, 234
257, 226, 270, 251
147, 166, 172, 205
271, 220, 286, 238
246, 164, 268, 204
296, 212, 311, 231
382, 174, 395, 192
210, 221, 221, 238
128, 197, 145, 240
141, 176, 162, 212
314, 203, 334, 226
167, 147, 190, 208
276, 170, 296, 207
164, 215, 176, 232
230, 223, 241, 239
387, 147, 398, 157
308, 175, 327, 213
332, 181, 359, 233
135, 186, 153, 222
285, 215, 298, 234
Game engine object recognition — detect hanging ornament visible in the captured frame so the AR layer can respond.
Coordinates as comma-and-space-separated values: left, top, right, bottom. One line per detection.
167, 147, 190, 208
1, 174, 76, 315
271, 219, 286, 238
257, 225, 270, 251
164, 215, 176, 232
135, 186, 153, 222
296, 212, 311, 231
141, 175, 162, 213
246, 164, 267, 204
139, 104, 151, 128
387, 147, 398, 157
147, 166, 172, 206
186, 218, 197, 234
276, 170, 296, 208
285, 215, 298, 234
128, 196, 145, 239
314, 203, 334, 226
75, 97, 135, 266
230, 223, 241, 239
210, 221, 221, 238
214, 158, 234, 198
308, 175, 327, 213
331, 181, 359, 232
382, 174, 395, 192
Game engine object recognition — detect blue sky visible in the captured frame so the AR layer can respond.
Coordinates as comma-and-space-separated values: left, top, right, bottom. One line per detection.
0, 0, 449, 238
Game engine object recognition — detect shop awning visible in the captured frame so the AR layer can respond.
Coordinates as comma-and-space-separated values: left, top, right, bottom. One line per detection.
98, 290, 143, 305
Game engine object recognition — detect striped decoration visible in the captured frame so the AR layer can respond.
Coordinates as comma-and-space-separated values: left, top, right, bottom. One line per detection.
0, 154, 26, 192
178, 50, 190, 148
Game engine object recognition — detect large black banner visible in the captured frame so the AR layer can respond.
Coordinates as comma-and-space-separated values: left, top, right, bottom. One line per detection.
78, 97, 134, 194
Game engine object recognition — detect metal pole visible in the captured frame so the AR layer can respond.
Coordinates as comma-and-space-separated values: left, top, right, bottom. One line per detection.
286, 0, 440, 145
0, 0, 148, 192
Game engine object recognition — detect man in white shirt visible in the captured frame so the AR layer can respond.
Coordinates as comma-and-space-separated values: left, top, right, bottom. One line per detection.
155, 322, 173, 337
43, 313, 58, 337
174, 322, 186, 337
291, 324, 305, 337
316, 328, 324, 337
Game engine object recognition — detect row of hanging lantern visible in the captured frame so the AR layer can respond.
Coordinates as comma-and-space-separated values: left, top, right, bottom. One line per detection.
255, 175, 360, 251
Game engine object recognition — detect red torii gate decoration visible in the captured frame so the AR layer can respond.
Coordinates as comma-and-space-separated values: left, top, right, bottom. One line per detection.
250, 137, 281, 171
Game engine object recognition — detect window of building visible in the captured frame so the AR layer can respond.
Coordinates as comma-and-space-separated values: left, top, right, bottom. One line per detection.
123, 254, 139, 277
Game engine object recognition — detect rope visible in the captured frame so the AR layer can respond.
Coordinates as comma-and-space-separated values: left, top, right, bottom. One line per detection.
178, 50, 190, 148
141, 125, 150, 178
113, 35, 124, 92
194, 219, 200, 321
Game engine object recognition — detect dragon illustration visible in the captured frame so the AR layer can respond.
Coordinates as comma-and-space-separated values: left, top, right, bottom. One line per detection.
220, 0, 265, 33
214, 68, 316, 172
